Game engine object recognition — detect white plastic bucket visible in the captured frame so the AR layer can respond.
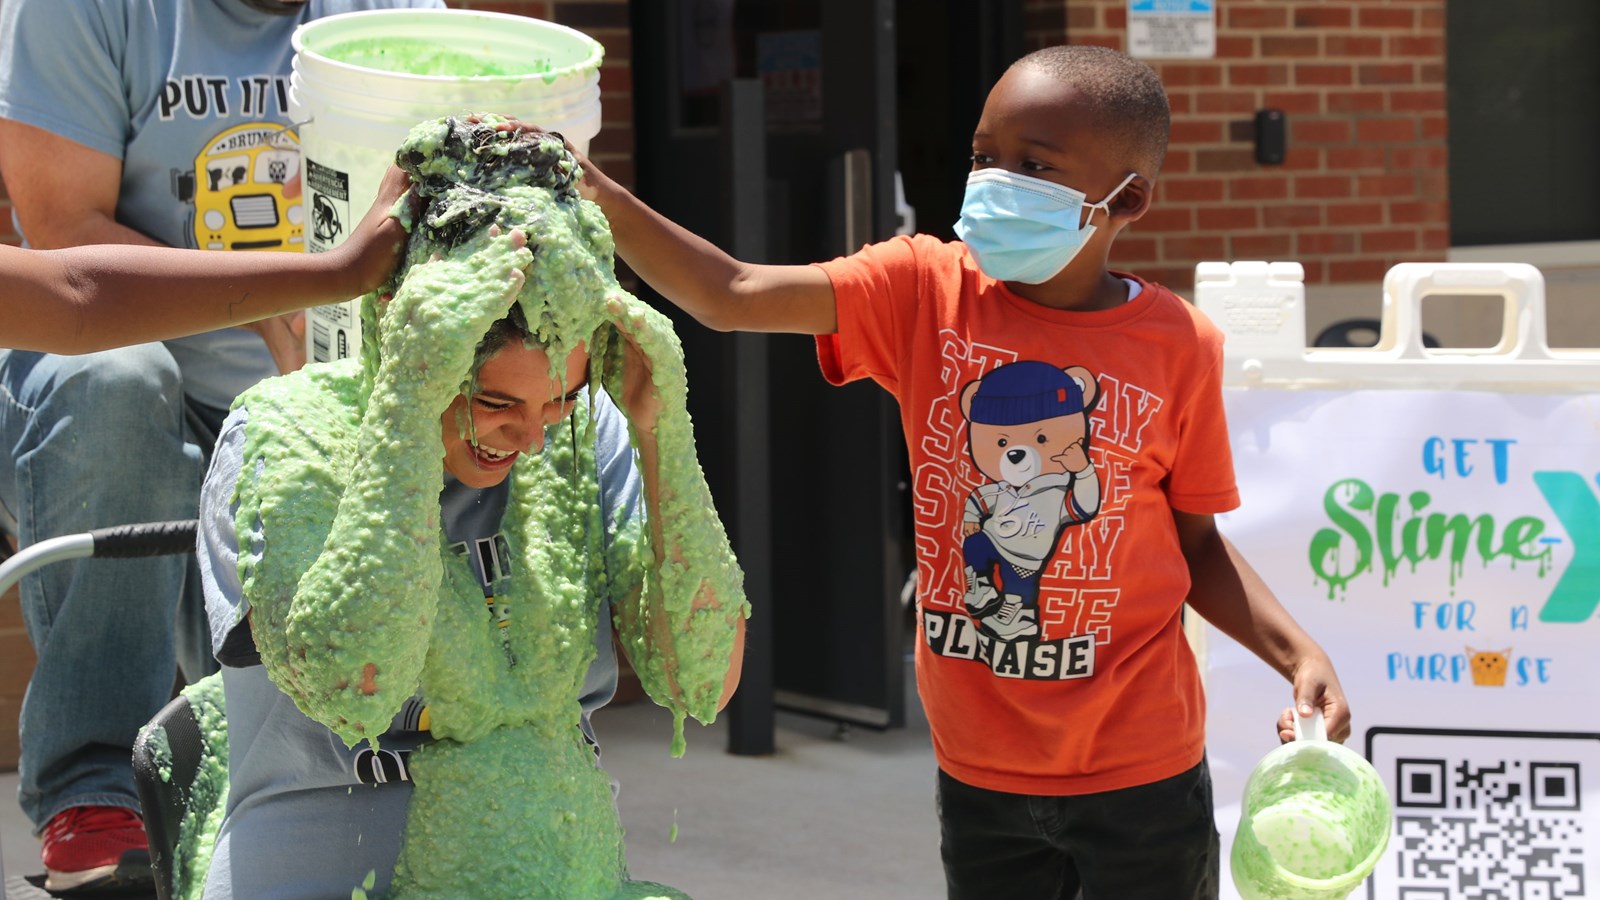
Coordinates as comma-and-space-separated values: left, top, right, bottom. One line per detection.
1231, 712, 1392, 900
288, 8, 604, 362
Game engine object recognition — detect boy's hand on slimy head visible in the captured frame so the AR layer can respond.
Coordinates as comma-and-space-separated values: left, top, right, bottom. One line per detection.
557, 134, 608, 203
462, 113, 604, 202
563, 136, 602, 203
1277, 654, 1351, 743
337, 164, 423, 297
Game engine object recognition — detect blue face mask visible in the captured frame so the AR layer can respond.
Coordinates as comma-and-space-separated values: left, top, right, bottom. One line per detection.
953, 169, 1138, 284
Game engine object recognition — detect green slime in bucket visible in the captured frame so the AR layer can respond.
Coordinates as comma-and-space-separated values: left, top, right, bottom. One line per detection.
321, 37, 552, 78
1232, 712, 1393, 900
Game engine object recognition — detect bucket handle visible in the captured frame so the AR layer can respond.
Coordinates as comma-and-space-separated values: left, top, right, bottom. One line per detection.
1292, 707, 1327, 742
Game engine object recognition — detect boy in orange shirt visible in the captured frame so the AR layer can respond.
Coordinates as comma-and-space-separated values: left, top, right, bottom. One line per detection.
577, 45, 1349, 898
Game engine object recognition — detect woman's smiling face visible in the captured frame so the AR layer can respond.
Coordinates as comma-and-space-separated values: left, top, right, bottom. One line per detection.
440, 341, 589, 488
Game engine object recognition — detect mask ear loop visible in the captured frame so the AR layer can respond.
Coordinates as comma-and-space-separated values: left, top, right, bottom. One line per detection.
1080, 172, 1141, 227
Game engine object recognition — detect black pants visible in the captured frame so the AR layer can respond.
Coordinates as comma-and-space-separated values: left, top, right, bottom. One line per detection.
937, 759, 1219, 900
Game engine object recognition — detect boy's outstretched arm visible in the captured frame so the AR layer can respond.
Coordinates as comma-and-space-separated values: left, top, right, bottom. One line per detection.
1173, 509, 1352, 743
576, 154, 838, 335
2, 165, 416, 355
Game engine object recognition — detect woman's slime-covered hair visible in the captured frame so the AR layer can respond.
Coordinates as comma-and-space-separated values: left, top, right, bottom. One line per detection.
378, 115, 748, 745
244, 115, 746, 753
362, 117, 608, 396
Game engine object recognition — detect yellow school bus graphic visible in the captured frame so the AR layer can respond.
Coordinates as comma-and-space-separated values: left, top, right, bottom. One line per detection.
177, 123, 304, 251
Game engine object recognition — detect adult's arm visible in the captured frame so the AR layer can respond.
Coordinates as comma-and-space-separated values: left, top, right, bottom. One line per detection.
0, 120, 151, 249
0, 119, 325, 370
1, 166, 416, 354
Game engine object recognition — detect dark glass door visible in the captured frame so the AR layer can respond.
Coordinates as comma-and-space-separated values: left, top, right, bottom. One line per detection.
1449, 1, 1600, 246
631, 0, 910, 747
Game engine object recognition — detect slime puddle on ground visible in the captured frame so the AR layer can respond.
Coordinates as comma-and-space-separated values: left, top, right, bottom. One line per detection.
224, 116, 745, 899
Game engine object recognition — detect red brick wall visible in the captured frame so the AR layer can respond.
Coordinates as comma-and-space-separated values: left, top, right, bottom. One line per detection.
453, 1, 636, 188
0, 533, 28, 771
0, 2, 636, 247
1029, 0, 1450, 292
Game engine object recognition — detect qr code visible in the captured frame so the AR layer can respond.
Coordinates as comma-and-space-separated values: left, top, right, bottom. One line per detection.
1366, 728, 1599, 900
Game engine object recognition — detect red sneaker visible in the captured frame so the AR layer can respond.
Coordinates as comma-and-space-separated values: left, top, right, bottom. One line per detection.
40, 805, 155, 894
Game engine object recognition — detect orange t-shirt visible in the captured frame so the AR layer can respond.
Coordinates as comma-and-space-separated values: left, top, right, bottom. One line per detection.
815, 234, 1240, 796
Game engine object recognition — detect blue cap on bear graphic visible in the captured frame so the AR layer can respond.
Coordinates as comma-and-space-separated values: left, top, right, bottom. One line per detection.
967, 361, 1086, 426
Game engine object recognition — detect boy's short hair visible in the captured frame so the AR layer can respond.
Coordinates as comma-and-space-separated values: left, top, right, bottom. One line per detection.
1014, 45, 1171, 179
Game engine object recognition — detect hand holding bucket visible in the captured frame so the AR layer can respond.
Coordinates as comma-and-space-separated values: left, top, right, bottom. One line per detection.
1231, 709, 1392, 900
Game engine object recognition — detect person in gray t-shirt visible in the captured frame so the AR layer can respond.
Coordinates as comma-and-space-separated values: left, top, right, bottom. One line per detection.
197, 262, 745, 896
0, 1, 438, 891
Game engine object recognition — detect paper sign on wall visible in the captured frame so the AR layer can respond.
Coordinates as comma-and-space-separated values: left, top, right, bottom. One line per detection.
1128, 0, 1216, 59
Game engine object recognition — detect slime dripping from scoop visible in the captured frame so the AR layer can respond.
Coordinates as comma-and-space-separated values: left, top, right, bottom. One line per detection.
230, 115, 745, 898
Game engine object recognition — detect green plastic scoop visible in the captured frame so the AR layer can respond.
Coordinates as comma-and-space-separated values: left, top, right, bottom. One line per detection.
1231, 710, 1393, 900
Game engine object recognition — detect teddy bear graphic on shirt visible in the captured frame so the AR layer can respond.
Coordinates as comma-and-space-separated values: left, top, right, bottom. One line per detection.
959, 360, 1102, 641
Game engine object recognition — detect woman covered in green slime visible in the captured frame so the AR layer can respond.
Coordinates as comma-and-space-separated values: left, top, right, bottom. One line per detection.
195, 118, 747, 899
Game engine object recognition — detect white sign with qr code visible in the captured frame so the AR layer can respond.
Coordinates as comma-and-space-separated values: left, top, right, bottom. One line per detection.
1366, 728, 1597, 899
1204, 389, 1600, 899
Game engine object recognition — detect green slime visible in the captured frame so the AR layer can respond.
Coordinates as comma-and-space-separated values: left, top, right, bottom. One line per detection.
1231, 742, 1392, 900
230, 117, 745, 899
320, 38, 553, 78
136, 673, 229, 900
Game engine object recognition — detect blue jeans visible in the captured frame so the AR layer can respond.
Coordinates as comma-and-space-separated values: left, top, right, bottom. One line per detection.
0, 345, 223, 831
937, 759, 1219, 900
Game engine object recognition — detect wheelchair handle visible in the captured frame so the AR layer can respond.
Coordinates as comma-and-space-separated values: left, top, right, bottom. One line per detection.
2, 519, 199, 601
89, 519, 198, 559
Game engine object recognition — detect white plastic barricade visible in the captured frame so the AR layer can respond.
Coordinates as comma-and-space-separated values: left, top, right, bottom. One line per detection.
1195, 261, 1600, 900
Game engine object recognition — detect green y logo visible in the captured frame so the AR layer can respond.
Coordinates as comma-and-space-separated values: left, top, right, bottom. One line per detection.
1533, 472, 1600, 623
